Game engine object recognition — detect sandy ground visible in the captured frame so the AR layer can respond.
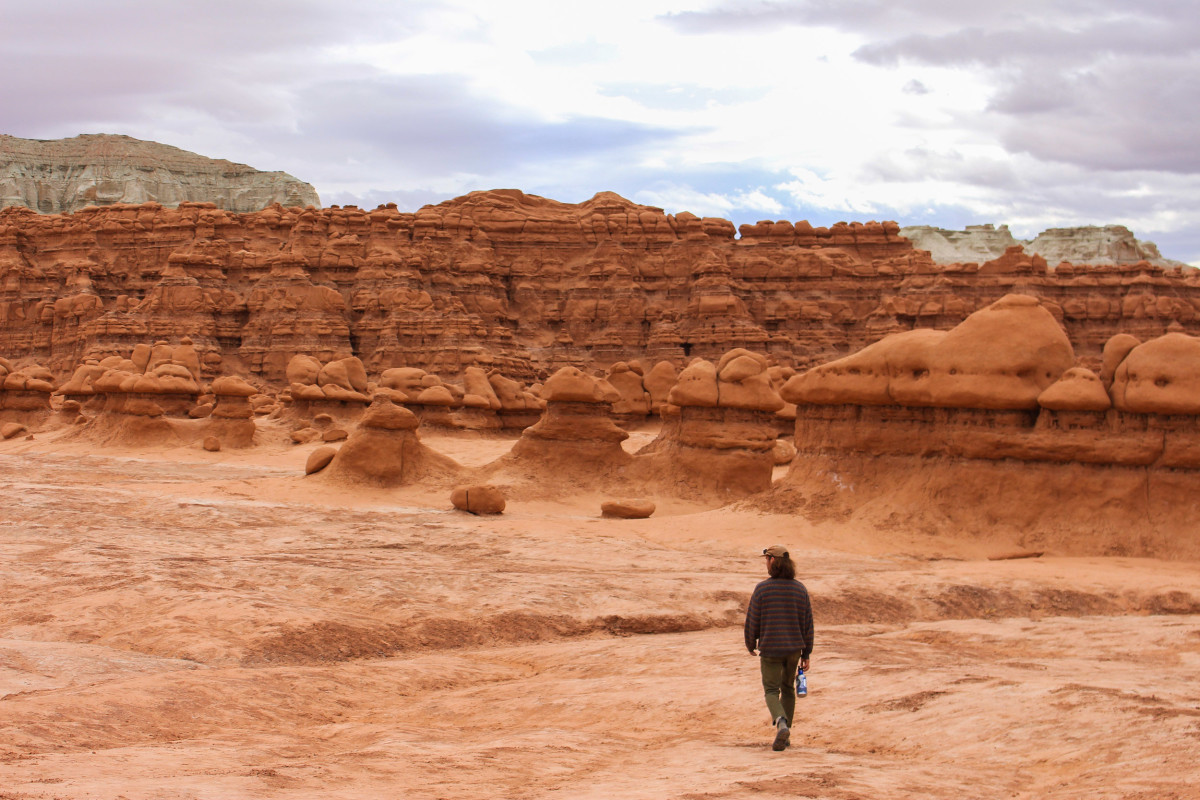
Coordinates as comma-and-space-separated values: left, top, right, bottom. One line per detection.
1, 426, 1199, 799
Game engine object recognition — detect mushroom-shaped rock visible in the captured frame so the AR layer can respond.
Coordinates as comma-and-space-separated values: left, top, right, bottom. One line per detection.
451, 485, 507, 515
891, 294, 1073, 409
317, 359, 357, 392
286, 354, 322, 385
212, 376, 258, 397
668, 359, 719, 407
541, 366, 608, 403
1037, 368, 1112, 411
317, 397, 459, 487
1111, 333, 1200, 414
783, 295, 1073, 410
415, 385, 456, 406
717, 348, 767, 382
600, 499, 656, 519
716, 351, 784, 413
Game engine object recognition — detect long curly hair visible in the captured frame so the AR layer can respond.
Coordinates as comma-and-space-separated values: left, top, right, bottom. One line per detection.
768, 554, 796, 580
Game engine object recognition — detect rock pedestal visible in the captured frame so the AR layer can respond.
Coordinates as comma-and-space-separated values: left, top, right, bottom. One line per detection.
318, 396, 460, 487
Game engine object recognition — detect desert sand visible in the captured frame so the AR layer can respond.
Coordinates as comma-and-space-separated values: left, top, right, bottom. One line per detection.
1, 422, 1198, 800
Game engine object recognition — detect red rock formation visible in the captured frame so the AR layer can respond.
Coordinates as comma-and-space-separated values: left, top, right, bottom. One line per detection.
1, 191, 1198, 389
775, 296, 1200, 558
505, 366, 631, 469
0, 358, 55, 423
316, 396, 460, 487
634, 348, 785, 497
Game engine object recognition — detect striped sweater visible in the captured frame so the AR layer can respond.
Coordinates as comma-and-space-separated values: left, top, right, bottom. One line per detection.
744, 577, 814, 658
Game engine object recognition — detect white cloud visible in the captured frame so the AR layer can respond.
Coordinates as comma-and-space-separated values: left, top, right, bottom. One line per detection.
2, 0, 1199, 261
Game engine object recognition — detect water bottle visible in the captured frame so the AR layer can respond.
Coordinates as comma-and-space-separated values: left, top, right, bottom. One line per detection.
796, 668, 808, 697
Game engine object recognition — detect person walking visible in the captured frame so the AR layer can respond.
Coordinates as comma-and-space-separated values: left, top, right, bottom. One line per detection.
744, 544, 814, 751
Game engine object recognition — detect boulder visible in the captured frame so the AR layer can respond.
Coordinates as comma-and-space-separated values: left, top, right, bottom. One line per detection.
451, 485, 507, 515
600, 499, 655, 519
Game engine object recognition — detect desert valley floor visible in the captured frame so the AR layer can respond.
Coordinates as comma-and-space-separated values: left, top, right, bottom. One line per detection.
1, 424, 1198, 800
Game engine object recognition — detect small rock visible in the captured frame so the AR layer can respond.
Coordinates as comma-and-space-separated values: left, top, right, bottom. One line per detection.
601, 499, 656, 519
202, 436, 221, 452
772, 438, 797, 465
322, 428, 349, 442
290, 427, 320, 444
1, 422, 27, 440
451, 485, 506, 515
188, 403, 214, 419
305, 446, 337, 475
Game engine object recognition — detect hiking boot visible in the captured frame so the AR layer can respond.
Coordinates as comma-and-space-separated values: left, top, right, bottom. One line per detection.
772, 716, 790, 751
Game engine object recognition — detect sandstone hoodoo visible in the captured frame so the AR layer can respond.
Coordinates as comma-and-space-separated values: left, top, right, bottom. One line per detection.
316, 395, 460, 487
777, 294, 1200, 558
639, 348, 785, 497
283, 353, 371, 421
0, 134, 319, 214
493, 366, 633, 489
2, 189, 1197, 388
206, 375, 258, 448
0, 357, 55, 424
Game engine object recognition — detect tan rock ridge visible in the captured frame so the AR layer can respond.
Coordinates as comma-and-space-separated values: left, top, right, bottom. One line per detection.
901, 223, 1186, 268
0, 134, 319, 214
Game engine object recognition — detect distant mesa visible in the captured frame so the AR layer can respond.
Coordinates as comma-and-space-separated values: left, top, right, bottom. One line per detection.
901, 223, 1186, 269
0, 133, 319, 214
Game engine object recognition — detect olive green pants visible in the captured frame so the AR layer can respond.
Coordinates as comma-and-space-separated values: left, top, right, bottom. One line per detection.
759, 651, 802, 725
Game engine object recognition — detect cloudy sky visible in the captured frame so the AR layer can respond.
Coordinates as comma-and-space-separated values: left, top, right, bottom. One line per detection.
3, 0, 1198, 262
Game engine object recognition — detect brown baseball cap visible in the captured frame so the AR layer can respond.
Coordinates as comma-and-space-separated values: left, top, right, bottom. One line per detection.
762, 544, 789, 557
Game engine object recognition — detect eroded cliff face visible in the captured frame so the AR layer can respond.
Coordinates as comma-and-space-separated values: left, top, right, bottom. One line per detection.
0, 134, 319, 214
1, 189, 1199, 384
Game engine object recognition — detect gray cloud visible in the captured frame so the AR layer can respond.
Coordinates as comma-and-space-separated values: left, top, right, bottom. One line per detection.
0, 1, 412, 136
664, 1, 1200, 174
290, 75, 690, 183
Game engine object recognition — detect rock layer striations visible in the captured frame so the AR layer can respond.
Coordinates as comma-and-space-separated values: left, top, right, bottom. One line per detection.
1, 189, 1198, 384
0, 134, 319, 214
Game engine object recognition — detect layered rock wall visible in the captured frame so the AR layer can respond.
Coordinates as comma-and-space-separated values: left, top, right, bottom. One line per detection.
2, 189, 1199, 385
